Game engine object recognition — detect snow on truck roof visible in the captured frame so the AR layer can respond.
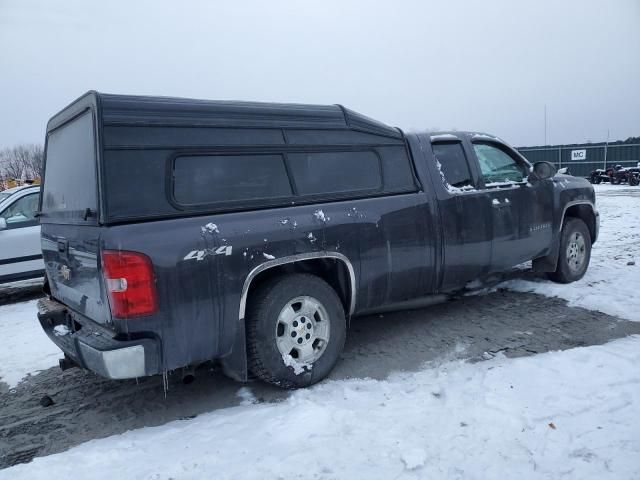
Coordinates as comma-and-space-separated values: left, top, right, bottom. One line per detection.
47, 91, 403, 139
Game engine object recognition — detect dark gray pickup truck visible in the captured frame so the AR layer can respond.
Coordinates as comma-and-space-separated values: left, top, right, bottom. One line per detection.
37, 92, 599, 388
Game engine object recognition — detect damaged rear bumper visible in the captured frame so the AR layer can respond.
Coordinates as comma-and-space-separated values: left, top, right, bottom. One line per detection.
37, 297, 161, 379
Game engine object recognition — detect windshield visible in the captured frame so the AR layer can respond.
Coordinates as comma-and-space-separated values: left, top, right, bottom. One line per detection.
42, 110, 97, 223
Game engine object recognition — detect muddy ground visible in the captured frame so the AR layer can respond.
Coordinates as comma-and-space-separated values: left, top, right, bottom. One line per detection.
2, 281, 640, 469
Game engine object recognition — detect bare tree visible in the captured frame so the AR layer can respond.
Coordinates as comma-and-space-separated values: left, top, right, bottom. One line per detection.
0, 144, 44, 182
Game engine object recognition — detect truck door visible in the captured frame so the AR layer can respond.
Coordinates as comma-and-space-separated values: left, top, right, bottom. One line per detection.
418, 136, 493, 291
469, 141, 553, 270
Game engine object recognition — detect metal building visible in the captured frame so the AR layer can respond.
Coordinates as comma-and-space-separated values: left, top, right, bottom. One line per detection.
517, 142, 640, 178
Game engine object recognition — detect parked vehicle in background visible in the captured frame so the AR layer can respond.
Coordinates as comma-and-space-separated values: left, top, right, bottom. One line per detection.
0, 184, 44, 283
589, 165, 640, 185
37, 92, 599, 389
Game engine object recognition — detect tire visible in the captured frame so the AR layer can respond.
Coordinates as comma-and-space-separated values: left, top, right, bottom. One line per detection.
629, 175, 639, 187
246, 273, 346, 389
547, 217, 592, 283
595, 177, 602, 184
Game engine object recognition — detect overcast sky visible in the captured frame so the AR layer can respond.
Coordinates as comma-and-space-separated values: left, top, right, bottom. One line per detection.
0, 0, 638, 149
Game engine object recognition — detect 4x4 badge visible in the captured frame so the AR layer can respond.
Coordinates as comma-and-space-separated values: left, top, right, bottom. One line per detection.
183, 246, 233, 261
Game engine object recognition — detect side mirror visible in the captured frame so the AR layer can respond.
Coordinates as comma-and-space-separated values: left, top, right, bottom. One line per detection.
0, 218, 6, 230
530, 161, 557, 181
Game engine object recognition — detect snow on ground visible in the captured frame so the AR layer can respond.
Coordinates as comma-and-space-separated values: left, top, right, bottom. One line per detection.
503, 184, 640, 322
2, 335, 639, 480
0, 300, 61, 388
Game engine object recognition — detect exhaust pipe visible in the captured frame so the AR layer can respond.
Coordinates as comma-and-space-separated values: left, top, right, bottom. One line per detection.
181, 367, 195, 385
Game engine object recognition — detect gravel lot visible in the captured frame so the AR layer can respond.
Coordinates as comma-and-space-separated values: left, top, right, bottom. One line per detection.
2, 284, 639, 468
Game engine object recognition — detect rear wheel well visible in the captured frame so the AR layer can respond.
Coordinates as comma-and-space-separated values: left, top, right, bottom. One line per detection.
564, 204, 596, 243
245, 258, 353, 317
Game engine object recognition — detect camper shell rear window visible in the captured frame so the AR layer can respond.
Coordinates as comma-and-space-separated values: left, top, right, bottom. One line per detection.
42, 110, 98, 224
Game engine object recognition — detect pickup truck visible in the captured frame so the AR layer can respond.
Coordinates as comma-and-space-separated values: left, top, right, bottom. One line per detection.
37, 92, 599, 388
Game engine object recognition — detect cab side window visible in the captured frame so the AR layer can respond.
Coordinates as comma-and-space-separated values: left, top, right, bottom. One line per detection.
1, 193, 40, 228
473, 143, 525, 185
432, 142, 473, 189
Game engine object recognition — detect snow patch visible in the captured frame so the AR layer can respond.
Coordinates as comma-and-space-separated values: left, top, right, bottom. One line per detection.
236, 386, 257, 406
313, 209, 329, 222
4, 336, 640, 479
282, 353, 312, 375
201, 223, 219, 234
0, 300, 61, 388
263, 253, 275, 260
307, 232, 317, 244
53, 325, 70, 336
401, 447, 427, 470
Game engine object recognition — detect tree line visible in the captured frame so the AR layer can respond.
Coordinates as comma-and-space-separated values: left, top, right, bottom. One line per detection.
0, 144, 44, 189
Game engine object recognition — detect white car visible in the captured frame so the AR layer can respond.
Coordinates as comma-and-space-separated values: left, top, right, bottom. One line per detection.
0, 185, 44, 283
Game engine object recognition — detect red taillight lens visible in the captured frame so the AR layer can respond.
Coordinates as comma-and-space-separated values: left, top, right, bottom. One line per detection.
102, 250, 158, 318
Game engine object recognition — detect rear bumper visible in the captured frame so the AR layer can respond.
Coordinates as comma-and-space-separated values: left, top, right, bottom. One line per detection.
37, 297, 161, 379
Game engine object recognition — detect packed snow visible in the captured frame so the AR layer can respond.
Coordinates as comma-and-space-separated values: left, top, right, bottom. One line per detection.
0, 300, 61, 388
503, 185, 640, 322
2, 336, 639, 479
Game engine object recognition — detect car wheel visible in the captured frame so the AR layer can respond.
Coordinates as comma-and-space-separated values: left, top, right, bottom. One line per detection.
547, 217, 592, 283
246, 273, 346, 389
629, 175, 639, 187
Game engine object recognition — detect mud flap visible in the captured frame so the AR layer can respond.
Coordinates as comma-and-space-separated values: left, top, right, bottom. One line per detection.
532, 242, 560, 272
219, 320, 248, 382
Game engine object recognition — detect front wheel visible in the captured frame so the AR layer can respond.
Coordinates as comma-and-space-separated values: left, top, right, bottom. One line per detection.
547, 217, 592, 283
246, 273, 346, 389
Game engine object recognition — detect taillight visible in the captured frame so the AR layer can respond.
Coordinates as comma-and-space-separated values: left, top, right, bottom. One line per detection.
102, 250, 158, 318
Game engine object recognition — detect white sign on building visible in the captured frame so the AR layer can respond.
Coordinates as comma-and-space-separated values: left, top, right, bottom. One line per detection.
571, 149, 587, 161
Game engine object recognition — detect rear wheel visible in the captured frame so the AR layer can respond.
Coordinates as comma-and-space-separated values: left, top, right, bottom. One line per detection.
547, 217, 591, 283
629, 175, 639, 186
246, 273, 346, 389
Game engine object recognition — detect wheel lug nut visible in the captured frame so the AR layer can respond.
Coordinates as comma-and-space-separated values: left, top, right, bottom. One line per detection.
291, 331, 296, 337
306, 334, 311, 339
297, 338, 303, 344
293, 321, 298, 327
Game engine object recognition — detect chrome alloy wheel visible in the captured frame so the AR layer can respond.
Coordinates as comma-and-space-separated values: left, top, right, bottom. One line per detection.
275, 296, 330, 364
566, 231, 587, 273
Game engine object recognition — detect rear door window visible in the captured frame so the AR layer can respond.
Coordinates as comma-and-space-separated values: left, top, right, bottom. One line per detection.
173, 154, 292, 205
287, 151, 381, 196
42, 110, 97, 223
432, 142, 474, 189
